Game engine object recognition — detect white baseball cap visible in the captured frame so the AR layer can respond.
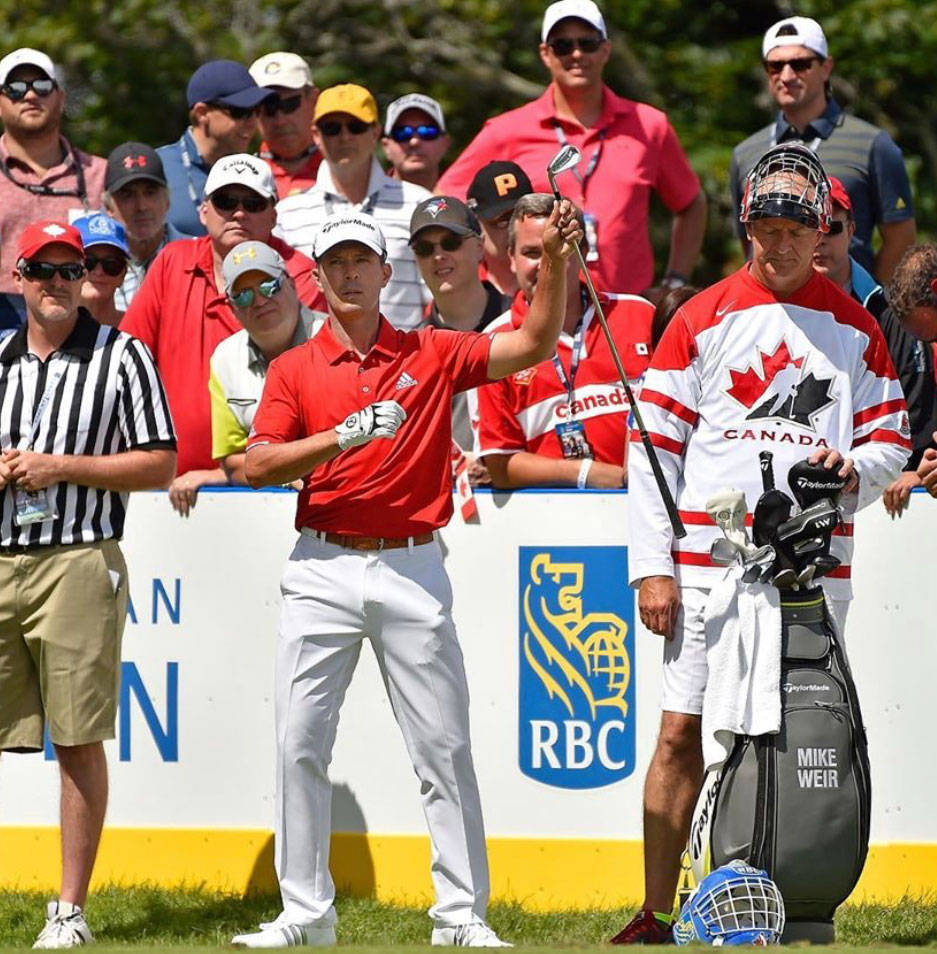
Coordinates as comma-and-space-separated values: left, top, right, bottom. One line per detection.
0, 47, 58, 86
313, 212, 387, 260
384, 93, 446, 134
204, 153, 277, 200
249, 52, 314, 91
762, 17, 828, 59
541, 0, 607, 42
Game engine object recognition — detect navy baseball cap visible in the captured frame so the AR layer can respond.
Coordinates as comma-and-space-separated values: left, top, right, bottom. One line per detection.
186, 60, 273, 109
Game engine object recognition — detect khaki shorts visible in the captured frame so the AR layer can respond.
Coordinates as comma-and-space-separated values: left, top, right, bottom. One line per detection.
0, 539, 129, 751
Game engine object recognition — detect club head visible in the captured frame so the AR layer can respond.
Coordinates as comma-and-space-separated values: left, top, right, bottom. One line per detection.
797, 564, 817, 586
793, 536, 824, 556
741, 545, 775, 583
547, 144, 582, 178
711, 538, 741, 565
809, 554, 842, 580
771, 568, 798, 589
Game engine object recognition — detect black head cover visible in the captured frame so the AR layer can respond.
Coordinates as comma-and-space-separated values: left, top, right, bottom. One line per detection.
753, 451, 794, 547
788, 458, 847, 510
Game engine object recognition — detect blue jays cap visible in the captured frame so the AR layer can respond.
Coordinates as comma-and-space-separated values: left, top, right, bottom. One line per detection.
186, 60, 274, 109
72, 213, 130, 257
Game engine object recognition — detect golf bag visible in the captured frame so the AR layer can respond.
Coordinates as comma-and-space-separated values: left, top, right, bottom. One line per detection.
689, 587, 871, 943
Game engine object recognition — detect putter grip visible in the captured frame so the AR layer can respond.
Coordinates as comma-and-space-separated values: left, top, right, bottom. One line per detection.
759, 450, 775, 491
644, 434, 687, 539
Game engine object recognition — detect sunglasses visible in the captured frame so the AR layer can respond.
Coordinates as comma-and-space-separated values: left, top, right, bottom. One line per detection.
764, 56, 821, 75
208, 101, 258, 120
826, 220, 846, 236
2, 77, 57, 100
548, 36, 604, 56
85, 254, 127, 276
317, 118, 371, 137
19, 261, 85, 282
209, 191, 271, 214
390, 124, 441, 143
229, 275, 282, 309
261, 93, 303, 117
412, 234, 467, 258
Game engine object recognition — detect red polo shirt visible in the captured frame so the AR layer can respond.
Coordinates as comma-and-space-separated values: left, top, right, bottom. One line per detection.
121, 234, 325, 475
437, 84, 700, 294
258, 143, 322, 199
249, 317, 493, 537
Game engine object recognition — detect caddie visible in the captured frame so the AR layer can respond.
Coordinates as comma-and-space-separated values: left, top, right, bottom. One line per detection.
235, 201, 582, 948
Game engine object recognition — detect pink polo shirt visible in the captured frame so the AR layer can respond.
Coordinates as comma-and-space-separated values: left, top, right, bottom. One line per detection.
0, 134, 107, 294
437, 85, 701, 294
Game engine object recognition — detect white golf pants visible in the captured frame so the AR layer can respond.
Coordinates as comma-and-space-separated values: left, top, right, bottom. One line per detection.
274, 531, 490, 927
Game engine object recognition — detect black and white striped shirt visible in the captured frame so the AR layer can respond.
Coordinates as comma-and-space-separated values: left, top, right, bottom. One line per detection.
0, 309, 175, 547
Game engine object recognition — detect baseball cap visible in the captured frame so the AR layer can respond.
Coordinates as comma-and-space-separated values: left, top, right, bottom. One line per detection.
204, 153, 277, 201
0, 47, 58, 86
384, 93, 446, 134
249, 52, 314, 90
186, 59, 274, 109
105, 142, 167, 193
828, 176, 852, 214
541, 0, 607, 42
313, 212, 386, 260
410, 197, 480, 242
467, 161, 533, 220
314, 84, 378, 125
16, 221, 84, 262
762, 17, 828, 59
222, 241, 286, 295
73, 213, 130, 257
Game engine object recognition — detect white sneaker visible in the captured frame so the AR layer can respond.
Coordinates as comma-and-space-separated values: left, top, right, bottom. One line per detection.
432, 920, 513, 947
33, 901, 94, 949
231, 922, 336, 948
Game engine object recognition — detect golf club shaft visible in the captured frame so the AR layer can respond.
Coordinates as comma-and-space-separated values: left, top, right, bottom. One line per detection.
548, 176, 686, 539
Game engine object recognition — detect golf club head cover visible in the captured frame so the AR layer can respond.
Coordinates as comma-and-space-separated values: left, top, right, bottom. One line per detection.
788, 458, 847, 510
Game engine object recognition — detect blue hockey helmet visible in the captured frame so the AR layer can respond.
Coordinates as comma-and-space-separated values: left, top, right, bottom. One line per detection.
673, 859, 785, 946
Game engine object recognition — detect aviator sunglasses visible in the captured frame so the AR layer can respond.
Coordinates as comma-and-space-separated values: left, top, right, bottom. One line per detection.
412, 234, 467, 258
390, 124, 441, 143
1, 77, 57, 100
262, 93, 303, 117
764, 56, 821, 75
230, 275, 282, 309
548, 36, 604, 55
18, 261, 85, 281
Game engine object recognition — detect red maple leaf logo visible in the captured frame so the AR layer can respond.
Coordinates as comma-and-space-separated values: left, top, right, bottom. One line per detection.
727, 340, 804, 409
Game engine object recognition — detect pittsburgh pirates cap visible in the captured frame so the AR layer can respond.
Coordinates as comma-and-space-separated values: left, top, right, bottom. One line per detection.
204, 153, 277, 200
313, 212, 386, 260
73, 213, 130, 257
0, 47, 58, 86
762, 17, 828, 59
222, 241, 286, 295
541, 0, 607, 42
17, 221, 84, 262
105, 142, 167, 192
409, 196, 480, 242
467, 161, 533, 220
249, 52, 314, 90
384, 93, 446, 134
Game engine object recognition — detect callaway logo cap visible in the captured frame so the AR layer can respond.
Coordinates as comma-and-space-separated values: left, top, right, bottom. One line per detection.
384, 93, 446, 134
17, 221, 84, 261
314, 84, 378, 124
762, 17, 828, 59
313, 212, 386, 260
204, 153, 277, 200
409, 196, 479, 242
467, 161, 533, 220
187, 59, 274, 110
249, 52, 314, 90
541, 0, 607, 42
105, 142, 167, 192
0, 47, 58, 85
73, 213, 130, 257
222, 241, 286, 295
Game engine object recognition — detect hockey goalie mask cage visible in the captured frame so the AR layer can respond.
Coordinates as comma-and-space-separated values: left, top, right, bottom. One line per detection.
674, 860, 785, 946
740, 143, 832, 232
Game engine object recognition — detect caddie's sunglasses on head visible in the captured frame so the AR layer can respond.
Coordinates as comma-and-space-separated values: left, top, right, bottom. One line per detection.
317, 118, 371, 137
230, 276, 282, 309
262, 93, 303, 117
210, 191, 271, 213
19, 261, 85, 282
86, 255, 127, 276
2, 77, 57, 100
548, 37, 604, 55
412, 234, 466, 257
208, 101, 258, 120
390, 124, 441, 143
764, 56, 821, 75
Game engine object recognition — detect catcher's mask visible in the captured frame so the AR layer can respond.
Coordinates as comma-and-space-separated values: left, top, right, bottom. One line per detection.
740, 143, 832, 233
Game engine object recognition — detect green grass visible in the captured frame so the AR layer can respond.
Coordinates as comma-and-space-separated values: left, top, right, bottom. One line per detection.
3, 888, 937, 950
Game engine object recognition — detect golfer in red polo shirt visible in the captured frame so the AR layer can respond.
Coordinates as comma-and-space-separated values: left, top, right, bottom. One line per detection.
237, 203, 581, 949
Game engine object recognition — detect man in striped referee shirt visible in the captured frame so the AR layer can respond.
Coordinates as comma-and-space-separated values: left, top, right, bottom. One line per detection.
0, 221, 175, 949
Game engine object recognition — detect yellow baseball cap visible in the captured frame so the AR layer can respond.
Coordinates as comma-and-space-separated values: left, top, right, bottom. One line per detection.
313, 84, 378, 124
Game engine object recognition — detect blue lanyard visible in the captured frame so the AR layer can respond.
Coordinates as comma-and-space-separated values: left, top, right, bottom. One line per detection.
553, 124, 606, 191
178, 134, 203, 206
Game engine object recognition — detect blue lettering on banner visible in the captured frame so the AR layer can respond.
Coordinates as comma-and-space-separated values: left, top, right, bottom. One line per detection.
126, 577, 182, 625
518, 547, 635, 789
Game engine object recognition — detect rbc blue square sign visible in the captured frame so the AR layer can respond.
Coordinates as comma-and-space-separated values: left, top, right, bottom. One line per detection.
518, 546, 635, 789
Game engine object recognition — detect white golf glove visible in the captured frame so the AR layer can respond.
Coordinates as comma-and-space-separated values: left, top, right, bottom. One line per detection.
335, 400, 407, 451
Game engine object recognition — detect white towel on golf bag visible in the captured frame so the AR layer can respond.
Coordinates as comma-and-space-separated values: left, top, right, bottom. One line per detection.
702, 566, 782, 773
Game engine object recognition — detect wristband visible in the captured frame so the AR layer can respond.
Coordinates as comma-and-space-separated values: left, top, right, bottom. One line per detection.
577, 458, 593, 489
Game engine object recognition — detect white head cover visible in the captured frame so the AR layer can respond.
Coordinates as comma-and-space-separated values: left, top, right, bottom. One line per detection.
762, 16, 828, 59
541, 0, 607, 42
204, 153, 277, 200
313, 212, 387, 260
0, 47, 58, 86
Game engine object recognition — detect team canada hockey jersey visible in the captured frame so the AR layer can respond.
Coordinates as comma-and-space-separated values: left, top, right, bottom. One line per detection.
628, 266, 911, 600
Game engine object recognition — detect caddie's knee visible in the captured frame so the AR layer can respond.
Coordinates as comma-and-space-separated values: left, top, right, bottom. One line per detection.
654, 712, 702, 770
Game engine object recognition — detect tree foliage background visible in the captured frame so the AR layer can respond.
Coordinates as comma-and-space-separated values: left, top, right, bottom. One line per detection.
3, 0, 935, 284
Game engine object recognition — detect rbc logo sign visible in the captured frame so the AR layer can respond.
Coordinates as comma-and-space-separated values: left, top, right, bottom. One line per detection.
518, 546, 635, 788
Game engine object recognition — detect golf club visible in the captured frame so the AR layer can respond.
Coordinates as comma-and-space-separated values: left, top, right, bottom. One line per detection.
711, 538, 742, 565
547, 145, 686, 539
752, 451, 793, 547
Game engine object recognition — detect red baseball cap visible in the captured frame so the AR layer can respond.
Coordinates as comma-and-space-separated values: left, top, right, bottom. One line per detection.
828, 177, 852, 214
16, 221, 85, 262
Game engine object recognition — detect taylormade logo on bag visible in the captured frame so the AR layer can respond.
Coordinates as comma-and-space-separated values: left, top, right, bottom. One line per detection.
796, 747, 839, 788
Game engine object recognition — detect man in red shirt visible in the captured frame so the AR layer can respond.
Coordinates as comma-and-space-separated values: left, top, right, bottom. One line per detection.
437, 0, 706, 297
236, 202, 581, 948
121, 153, 324, 504
477, 193, 653, 488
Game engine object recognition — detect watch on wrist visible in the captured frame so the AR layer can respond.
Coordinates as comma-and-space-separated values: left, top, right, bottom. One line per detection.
661, 271, 689, 290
